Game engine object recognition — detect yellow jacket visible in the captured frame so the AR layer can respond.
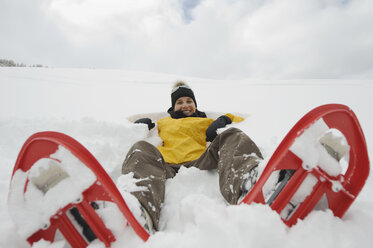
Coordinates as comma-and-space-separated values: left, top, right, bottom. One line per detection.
156, 114, 244, 164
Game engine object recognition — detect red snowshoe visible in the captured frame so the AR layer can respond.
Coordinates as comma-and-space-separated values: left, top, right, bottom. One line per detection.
8, 132, 151, 248
240, 104, 370, 226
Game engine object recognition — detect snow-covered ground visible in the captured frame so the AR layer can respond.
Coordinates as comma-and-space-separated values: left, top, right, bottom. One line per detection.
1, 67, 372, 248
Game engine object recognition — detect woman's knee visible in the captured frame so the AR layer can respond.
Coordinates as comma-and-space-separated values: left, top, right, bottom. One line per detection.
217, 127, 262, 158
130, 140, 154, 151
218, 127, 246, 140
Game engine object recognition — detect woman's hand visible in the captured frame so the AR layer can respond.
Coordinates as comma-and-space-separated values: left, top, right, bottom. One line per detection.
134, 118, 155, 130
206, 115, 232, 142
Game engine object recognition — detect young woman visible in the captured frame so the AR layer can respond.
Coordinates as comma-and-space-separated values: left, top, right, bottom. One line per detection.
122, 81, 263, 233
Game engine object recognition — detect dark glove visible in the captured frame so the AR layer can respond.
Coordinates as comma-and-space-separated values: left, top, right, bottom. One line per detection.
134, 118, 155, 130
206, 115, 232, 142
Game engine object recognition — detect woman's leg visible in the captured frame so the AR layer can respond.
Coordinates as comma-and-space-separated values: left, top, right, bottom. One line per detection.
122, 141, 176, 230
193, 128, 263, 204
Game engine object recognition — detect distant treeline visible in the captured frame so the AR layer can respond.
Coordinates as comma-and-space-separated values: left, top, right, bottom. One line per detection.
0, 59, 45, 68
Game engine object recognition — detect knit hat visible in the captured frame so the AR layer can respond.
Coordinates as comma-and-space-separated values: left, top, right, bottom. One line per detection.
171, 81, 197, 109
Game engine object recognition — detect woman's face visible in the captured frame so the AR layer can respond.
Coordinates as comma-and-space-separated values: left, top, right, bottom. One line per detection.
174, 96, 196, 116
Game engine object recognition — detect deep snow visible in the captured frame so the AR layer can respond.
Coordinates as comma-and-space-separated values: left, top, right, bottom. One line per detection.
1, 67, 373, 248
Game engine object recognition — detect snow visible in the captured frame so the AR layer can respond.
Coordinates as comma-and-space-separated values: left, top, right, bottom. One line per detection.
1, 67, 373, 247
290, 118, 348, 176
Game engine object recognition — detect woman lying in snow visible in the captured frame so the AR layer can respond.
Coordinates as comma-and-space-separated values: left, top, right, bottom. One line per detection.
122, 81, 263, 233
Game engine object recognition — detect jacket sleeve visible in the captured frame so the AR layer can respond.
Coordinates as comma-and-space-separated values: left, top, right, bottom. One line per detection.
206, 115, 232, 142
134, 118, 155, 130
224, 113, 245, 123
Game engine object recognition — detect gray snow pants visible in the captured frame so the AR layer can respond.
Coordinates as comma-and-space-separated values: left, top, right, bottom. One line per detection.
121, 127, 263, 230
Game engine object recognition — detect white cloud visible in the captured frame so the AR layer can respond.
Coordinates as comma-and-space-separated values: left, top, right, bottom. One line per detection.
232, 0, 373, 78
43, 0, 185, 44
1, 0, 373, 79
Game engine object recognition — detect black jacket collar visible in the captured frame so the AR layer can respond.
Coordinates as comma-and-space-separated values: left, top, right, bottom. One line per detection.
167, 107, 207, 119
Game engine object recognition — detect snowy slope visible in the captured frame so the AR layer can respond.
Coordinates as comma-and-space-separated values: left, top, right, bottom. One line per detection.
1, 67, 373, 248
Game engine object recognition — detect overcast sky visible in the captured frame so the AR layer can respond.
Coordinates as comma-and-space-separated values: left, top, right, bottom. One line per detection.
1, 0, 373, 79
